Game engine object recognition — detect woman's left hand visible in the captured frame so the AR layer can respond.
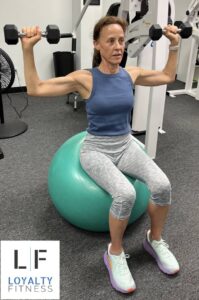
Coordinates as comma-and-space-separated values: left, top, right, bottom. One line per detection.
163, 24, 180, 46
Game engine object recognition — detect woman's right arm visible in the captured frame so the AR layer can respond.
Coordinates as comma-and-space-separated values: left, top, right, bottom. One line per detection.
21, 26, 83, 97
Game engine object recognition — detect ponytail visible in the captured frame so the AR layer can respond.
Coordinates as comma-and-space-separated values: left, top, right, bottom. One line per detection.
92, 49, 101, 67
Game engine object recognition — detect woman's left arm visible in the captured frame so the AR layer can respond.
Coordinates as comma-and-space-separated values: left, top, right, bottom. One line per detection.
127, 25, 180, 86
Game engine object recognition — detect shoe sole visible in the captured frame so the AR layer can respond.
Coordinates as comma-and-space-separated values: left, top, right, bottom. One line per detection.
103, 251, 136, 294
143, 239, 180, 275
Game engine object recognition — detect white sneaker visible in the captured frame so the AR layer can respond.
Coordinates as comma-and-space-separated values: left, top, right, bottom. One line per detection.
143, 230, 180, 275
103, 244, 136, 293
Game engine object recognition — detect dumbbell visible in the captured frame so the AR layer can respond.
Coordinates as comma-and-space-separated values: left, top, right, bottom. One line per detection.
4, 24, 73, 45
149, 21, 192, 41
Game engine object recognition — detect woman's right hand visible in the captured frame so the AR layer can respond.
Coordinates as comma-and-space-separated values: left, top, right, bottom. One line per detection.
21, 26, 42, 50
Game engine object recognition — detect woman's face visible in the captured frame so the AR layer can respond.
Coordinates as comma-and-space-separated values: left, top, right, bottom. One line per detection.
94, 24, 125, 66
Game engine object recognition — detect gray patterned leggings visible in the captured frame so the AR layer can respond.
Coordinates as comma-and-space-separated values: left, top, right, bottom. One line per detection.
80, 133, 171, 220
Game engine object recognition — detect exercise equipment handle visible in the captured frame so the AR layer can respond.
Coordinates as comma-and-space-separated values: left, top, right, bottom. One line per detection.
60, 33, 73, 38
72, 0, 92, 37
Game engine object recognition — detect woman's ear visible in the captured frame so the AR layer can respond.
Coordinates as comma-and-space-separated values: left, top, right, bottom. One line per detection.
94, 40, 100, 51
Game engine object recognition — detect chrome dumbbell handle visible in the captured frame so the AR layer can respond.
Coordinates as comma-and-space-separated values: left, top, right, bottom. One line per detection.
18, 31, 47, 38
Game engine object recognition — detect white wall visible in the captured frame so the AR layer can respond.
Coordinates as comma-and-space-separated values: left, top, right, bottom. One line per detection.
0, 0, 72, 87
72, 1, 102, 70
72, 0, 119, 70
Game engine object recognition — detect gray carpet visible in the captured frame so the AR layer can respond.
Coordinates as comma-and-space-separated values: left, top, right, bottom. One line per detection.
1, 82, 199, 300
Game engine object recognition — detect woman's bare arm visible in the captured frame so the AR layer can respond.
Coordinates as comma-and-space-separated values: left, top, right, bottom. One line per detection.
21, 26, 90, 97
126, 24, 180, 86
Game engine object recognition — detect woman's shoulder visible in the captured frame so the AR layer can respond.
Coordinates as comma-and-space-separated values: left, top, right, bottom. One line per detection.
69, 69, 93, 83
125, 65, 140, 73
124, 66, 141, 84
68, 69, 93, 99
72, 69, 93, 76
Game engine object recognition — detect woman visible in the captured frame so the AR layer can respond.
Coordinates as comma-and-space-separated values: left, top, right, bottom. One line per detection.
21, 16, 180, 294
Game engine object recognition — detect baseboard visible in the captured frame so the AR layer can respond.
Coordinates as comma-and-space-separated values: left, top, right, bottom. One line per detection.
6, 86, 27, 94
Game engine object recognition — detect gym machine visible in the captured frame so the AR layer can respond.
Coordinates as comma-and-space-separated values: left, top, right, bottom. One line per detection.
167, 0, 199, 100
117, 0, 175, 158
119, 0, 192, 157
119, 0, 191, 58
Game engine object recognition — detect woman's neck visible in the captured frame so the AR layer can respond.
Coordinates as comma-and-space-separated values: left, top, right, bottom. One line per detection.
98, 63, 120, 74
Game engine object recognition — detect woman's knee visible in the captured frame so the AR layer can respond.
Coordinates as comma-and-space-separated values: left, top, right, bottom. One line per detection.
110, 187, 136, 220
150, 176, 171, 205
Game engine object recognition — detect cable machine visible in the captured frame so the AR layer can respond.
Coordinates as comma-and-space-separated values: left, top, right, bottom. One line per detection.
118, 0, 175, 158
167, 0, 199, 100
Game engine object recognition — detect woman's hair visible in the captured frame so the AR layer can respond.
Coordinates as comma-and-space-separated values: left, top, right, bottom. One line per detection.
92, 16, 128, 67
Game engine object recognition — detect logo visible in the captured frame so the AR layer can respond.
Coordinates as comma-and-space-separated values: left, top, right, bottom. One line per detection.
1, 241, 60, 299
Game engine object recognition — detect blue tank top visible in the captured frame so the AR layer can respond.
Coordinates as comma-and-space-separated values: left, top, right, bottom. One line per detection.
85, 67, 134, 136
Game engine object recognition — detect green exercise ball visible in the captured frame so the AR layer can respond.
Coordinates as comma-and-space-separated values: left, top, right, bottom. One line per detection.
48, 131, 150, 232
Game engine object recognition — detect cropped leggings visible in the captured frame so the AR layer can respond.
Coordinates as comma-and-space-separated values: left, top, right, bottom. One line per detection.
80, 133, 171, 220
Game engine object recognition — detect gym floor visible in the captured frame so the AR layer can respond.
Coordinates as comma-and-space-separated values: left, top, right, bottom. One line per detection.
1, 80, 199, 299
